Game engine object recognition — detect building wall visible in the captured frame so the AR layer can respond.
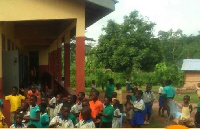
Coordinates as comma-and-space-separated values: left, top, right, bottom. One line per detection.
0, 0, 85, 22
184, 72, 200, 89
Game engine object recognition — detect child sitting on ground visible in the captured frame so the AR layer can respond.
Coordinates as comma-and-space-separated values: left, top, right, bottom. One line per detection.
0, 99, 7, 128
75, 107, 95, 128
49, 105, 74, 128
17, 102, 30, 127
49, 89, 56, 120
39, 102, 49, 128
10, 113, 25, 128
124, 95, 133, 124
54, 94, 64, 117
112, 99, 121, 128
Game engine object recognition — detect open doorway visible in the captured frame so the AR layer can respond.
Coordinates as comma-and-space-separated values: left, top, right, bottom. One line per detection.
29, 51, 39, 85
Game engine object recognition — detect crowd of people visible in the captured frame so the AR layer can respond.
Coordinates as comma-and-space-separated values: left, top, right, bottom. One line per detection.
0, 78, 199, 128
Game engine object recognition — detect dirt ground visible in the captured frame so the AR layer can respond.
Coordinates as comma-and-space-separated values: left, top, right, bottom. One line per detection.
98, 91, 197, 128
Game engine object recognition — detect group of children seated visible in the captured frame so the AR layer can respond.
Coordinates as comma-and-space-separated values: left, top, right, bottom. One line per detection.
0, 85, 123, 128
1, 80, 200, 128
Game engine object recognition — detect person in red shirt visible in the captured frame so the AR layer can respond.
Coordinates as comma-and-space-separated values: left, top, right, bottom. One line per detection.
27, 85, 40, 99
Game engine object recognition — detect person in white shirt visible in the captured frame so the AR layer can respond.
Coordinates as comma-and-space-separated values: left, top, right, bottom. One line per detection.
131, 90, 145, 128
75, 107, 95, 128
49, 105, 74, 128
53, 94, 63, 117
158, 81, 166, 116
10, 113, 26, 128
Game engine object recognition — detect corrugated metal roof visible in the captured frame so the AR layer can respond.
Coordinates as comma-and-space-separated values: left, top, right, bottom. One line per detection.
181, 59, 200, 71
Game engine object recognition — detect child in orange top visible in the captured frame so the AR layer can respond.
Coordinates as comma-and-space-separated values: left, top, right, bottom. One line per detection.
5, 86, 25, 124
27, 85, 40, 99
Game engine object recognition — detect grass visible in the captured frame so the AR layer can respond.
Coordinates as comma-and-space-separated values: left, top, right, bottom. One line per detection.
74, 86, 198, 103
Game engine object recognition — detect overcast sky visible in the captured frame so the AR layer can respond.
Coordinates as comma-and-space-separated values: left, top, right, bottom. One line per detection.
85, 0, 200, 42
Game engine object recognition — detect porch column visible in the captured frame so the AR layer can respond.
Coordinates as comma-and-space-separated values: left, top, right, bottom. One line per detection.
76, 17, 85, 94
0, 26, 2, 97
57, 47, 62, 82
64, 32, 70, 88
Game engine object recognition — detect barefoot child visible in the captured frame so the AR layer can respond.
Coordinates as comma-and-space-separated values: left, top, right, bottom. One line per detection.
112, 99, 121, 128
143, 84, 156, 125
124, 95, 133, 123
178, 95, 194, 127
131, 90, 145, 128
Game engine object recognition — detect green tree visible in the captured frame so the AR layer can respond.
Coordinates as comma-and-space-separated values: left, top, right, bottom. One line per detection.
96, 10, 163, 75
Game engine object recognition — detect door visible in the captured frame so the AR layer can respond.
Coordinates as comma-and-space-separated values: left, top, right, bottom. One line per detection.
2, 51, 19, 96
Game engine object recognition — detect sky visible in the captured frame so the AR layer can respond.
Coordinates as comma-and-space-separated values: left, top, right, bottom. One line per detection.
85, 0, 200, 43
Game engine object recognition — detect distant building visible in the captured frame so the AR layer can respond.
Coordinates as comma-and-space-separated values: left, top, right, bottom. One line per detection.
181, 59, 200, 89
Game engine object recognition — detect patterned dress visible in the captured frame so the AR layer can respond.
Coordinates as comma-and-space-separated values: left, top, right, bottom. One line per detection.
75, 119, 95, 128
49, 115, 74, 128
112, 108, 121, 128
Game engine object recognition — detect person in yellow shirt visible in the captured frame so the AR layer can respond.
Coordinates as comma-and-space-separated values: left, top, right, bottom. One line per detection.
0, 99, 8, 128
115, 83, 122, 103
5, 86, 25, 124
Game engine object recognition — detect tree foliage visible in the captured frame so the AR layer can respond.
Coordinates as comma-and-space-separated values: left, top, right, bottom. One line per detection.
96, 11, 163, 73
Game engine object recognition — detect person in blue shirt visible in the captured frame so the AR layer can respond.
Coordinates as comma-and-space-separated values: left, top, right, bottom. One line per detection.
39, 102, 49, 128
24, 95, 41, 128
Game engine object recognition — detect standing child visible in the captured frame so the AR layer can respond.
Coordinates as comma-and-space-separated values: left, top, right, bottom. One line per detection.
53, 94, 63, 117
194, 97, 200, 127
66, 94, 79, 116
49, 105, 74, 128
124, 95, 133, 123
112, 92, 117, 102
143, 84, 156, 125
89, 90, 103, 128
39, 102, 49, 128
75, 107, 95, 128
49, 89, 56, 120
0, 99, 8, 128
131, 90, 145, 128
99, 97, 114, 128
178, 95, 194, 127
24, 95, 41, 128
115, 83, 122, 104
112, 99, 121, 128
10, 113, 25, 128
5, 86, 25, 124
91, 80, 96, 91
158, 81, 165, 116
196, 83, 200, 98
181, 95, 193, 119
27, 85, 40, 99
105, 78, 114, 98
